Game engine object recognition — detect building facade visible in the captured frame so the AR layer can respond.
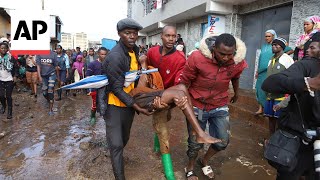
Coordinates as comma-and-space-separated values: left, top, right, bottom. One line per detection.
60, 32, 73, 50
128, 0, 320, 90
73, 32, 88, 51
0, 8, 10, 38
50, 15, 62, 50
88, 40, 102, 51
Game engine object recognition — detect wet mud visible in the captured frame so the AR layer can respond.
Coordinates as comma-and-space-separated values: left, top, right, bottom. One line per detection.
0, 92, 276, 179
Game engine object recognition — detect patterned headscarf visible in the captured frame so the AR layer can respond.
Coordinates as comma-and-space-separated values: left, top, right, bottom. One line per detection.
265, 29, 277, 39
295, 15, 320, 59
304, 15, 320, 30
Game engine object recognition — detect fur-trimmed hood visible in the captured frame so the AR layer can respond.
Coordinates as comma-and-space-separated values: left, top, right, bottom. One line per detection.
199, 34, 246, 65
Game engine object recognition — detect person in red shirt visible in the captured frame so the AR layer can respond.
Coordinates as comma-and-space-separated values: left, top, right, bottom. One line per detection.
180, 33, 247, 179
147, 25, 186, 179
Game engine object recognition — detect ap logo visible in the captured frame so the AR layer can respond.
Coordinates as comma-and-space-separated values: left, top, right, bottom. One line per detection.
11, 10, 50, 55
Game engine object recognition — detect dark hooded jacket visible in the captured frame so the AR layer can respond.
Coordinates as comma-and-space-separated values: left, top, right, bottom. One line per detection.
101, 40, 140, 108
262, 57, 320, 135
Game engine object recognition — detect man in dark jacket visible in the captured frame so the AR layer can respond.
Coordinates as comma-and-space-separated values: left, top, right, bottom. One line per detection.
262, 40, 320, 180
101, 18, 152, 180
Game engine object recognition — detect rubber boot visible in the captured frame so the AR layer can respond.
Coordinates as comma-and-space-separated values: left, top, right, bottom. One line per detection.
0, 98, 6, 114
90, 110, 96, 126
7, 106, 12, 119
154, 134, 160, 153
162, 153, 175, 180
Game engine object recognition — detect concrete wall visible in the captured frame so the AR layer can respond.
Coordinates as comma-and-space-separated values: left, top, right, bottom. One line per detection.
290, 0, 320, 47
0, 16, 10, 37
130, 0, 207, 28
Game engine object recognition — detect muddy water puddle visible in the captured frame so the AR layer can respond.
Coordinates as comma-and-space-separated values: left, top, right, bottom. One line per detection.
0, 93, 276, 179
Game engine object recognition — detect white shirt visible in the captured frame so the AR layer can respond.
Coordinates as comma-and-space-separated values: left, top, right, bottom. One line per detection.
0, 63, 13, 81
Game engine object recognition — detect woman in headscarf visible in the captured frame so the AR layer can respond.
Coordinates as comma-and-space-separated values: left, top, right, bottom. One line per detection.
294, 15, 320, 61
255, 29, 277, 115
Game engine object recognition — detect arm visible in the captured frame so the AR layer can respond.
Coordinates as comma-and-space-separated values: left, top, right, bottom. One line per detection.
230, 78, 239, 103
178, 53, 198, 87
65, 54, 70, 68
103, 52, 135, 107
262, 61, 308, 94
293, 47, 299, 61
36, 56, 42, 82
284, 46, 294, 55
174, 56, 186, 85
308, 73, 320, 91
54, 54, 60, 81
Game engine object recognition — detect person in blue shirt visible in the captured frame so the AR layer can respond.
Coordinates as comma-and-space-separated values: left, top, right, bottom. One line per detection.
36, 51, 59, 115
56, 45, 70, 101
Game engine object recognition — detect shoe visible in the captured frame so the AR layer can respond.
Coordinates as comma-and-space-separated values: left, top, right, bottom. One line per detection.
48, 111, 54, 116
197, 158, 214, 179
7, 107, 12, 119
185, 168, 198, 179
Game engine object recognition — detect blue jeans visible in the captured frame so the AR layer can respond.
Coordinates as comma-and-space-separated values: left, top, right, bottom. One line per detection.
187, 105, 230, 158
41, 73, 56, 100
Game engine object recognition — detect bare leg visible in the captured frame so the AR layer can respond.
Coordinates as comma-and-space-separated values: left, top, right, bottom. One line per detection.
255, 104, 263, 115
33, 82, 37, 95
160, 89, 221, 144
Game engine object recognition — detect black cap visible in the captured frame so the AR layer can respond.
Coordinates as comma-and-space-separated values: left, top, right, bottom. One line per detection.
117, 18, 143, 32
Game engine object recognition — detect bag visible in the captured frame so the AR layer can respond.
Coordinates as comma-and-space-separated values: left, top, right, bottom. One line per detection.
264, 129, 301, 172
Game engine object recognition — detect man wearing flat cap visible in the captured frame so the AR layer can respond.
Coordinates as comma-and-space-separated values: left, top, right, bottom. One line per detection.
101, 18, 152, 180
264, 37, 294, 137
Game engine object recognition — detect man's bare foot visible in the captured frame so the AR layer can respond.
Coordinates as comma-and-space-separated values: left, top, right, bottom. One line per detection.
196, 133, 221, 144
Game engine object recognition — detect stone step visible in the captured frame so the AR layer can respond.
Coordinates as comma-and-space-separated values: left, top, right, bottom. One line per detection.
229, 101, 268, 129
229, 89, 259, 106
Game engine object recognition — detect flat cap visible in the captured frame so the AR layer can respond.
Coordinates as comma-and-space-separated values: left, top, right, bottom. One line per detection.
117, 18, 143, 32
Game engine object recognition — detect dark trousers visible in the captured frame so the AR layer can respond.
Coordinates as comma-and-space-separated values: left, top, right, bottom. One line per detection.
0, 81, 14, 108
104, 105, 135, 180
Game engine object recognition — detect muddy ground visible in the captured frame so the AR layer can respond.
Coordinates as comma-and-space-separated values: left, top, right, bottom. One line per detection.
0, 90, 276, 180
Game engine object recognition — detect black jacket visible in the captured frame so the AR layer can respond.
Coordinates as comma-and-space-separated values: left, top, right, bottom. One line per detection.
262, 57, 320, 135
102, 40, 140, 107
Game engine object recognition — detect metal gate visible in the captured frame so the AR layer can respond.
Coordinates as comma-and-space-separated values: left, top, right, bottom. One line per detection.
240, 5, 293, 89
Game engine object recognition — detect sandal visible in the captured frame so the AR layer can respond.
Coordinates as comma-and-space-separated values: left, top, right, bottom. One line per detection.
197, 159, 215, 179
184, 168, 198, 180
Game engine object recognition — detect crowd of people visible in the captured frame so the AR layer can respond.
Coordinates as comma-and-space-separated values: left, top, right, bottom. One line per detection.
0, 15, 320, 180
